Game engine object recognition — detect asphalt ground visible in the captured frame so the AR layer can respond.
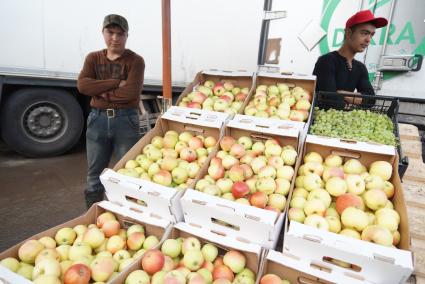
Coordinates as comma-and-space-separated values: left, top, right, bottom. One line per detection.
0, 141, 87, 252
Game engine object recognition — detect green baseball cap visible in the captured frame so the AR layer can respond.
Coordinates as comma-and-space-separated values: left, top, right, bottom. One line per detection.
103, 14, 129, 32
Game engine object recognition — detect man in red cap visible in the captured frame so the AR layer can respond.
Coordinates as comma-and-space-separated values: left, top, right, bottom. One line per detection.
313, 10, 388, 103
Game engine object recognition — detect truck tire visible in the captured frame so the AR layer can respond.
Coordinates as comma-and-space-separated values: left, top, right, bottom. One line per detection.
1, 88, 84, 157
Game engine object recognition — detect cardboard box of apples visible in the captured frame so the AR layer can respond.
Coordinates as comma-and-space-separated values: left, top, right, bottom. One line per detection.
180, 115, 302, 249
176, 69, 255, 117
257, 249, 365, 284
239, 73, 316, 128
111, 222, 263, 284
0, 201, 171, 284
100, 106, 229, 223
283, 134, 414, 284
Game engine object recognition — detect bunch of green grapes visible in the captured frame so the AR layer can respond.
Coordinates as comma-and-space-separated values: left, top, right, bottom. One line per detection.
309, 108, 397, 146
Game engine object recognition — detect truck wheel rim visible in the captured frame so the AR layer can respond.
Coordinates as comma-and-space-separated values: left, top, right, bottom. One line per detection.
21, 101, 68, 143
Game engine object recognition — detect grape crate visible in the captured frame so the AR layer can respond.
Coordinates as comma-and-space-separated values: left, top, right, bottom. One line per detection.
309, 108, 397, 146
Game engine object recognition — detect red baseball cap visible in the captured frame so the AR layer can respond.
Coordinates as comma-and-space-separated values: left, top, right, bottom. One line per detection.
346, 10, 388, 29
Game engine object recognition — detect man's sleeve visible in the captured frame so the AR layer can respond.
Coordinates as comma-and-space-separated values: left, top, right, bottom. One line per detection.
313, 55, 337, 92
107, 57, 145, 103
77, 53, 121, 96
357, 64, 375, 96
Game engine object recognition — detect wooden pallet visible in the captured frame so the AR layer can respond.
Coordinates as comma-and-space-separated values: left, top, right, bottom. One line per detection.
399, 123, 425, 282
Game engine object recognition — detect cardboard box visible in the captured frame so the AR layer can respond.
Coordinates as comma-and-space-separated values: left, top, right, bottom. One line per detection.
175, 69, 255, 117
239, 72, 317, 130
112, 222, 263, 283
283, 134, 414, 284
257, 249, 366, 284
0, 201, 171, 284
100, 106, 229, 223
180, 115, 301, 249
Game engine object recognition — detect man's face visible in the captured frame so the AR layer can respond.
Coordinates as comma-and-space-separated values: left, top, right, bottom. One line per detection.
103, 26, 128, 54
346, 23, 376, 53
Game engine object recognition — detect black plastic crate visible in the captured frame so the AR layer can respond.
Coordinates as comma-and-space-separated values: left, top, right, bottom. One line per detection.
308, 91, 408, 179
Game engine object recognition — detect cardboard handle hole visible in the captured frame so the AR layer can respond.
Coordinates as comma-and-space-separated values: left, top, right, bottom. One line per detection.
330, 150, 361, 159
373, 253, 395, 264
310, 261, 332, 273
250, 134, 274, 142
184, 125, 204, 134
297, 276, 325, 284
302, 234, 323, 243
322, 256, 361, 272
211, 218, 240, 231
125, 196, 148, 207
122, 219, 138, 229
244, 213, 261, 222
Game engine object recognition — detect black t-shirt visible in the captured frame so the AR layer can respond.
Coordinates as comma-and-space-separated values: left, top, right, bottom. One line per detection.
313, 51, 375, 96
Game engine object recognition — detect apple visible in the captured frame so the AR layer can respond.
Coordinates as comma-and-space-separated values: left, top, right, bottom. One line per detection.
35, 248, 61, 264
18, 240, 45, 264
230, 144, 246, 159
127, 232, 145, 251
236, 198, 250, 205
33, 275, 61, 284
201, 243, 218, 263
249, 192, 268, 208
176, 266, 191, 278
383, 181, 395, 198
237, 136, 253, 150
172, 167, 189, 185
38, 236, 56, 249
267, 194, 286, 211
292, 188, 308, 199
335, 193, 365, 215
365, 175, 385, 190
264, 144, 282, 157
16, 263, 34, 280
201, 261, 214, 273
208, 163, 225, 180
32, 258, 61, 279
307, 188, 331, 207
339, 228, 361, 239
325, 207, 340, 218
142, 249, 165, 275
106, 235, 126, 254
303, 173, 323, 191
204, 136, 217, 148
325, 177, 347, 197
325, 216, 341, 233
133, 249, 146, 259
182, 237, 201, 254
369, 161, 393, 181
164, 269, 186, 284
304, 214, 329, 231
256, 177, 276, 195
393, 230, 401, 246
260, 273, 282, 284
251, 157, 267, 174
183, 250, 204, 271
68, 242, 92, 261
252, 142, 265, 155
304, 199, 327, 216
0, 257, 20, 272
361, 225, 393, 246
143, 235, 159, 250
127, 224, 145, 236
222, 155, 239, 169
288, 208, 306, 223
245, 177, 257, 194
63, 263, 91, 284
295, 176, 305, 187
304, 152, 323, 164
161, 239, 182, 258
274, 178, 291, 196
343, 159, 363, 174
101, 220, 120, 238
231, 181, 250, 199
345, 174, 366, 195
223, 250, 245, 273
341, 207, 369, 231
153, 170, 173, 186
324, 154, 343, 167
229, 165, 245, 182
216, 178, 233, 194
364, 189, 388, 210
73, 224, 88, 237
90, 257, 116, 282
375, 213, 399, 232
322, 167, 344, 182
126, 269, 150, 284
290, 196, 307, 209
203, 184, 221, 196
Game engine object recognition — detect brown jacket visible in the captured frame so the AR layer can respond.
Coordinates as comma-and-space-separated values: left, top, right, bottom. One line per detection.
77, 49, 145, 109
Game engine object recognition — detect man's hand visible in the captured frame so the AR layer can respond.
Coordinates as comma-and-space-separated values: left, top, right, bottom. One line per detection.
98, 92, 110, 102
119, 80, 127, 88
337, 90, 362, 105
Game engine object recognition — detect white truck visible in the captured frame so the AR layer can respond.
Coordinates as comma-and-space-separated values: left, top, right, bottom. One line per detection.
0, 0, 423, 157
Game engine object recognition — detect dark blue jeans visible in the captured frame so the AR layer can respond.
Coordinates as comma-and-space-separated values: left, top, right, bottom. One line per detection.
85, 108, 140, 195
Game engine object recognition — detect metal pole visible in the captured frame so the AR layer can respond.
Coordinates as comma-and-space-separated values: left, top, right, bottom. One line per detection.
162, 0, 172, 112
257, 0, 273, 66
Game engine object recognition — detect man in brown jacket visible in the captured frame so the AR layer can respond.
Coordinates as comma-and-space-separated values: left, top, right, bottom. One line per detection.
77, 14, 145, 208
